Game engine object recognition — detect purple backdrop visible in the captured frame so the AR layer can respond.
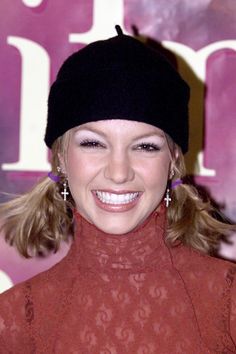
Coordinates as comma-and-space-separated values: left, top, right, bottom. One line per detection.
0, 0, 236, 292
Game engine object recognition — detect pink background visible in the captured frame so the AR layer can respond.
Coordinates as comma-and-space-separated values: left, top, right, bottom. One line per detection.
0, 0, 236, 292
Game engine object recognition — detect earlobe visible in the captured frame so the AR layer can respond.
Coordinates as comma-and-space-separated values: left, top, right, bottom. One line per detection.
174, 148, 179, 161
58, 153, 67, 174
169, 148, 179, 179
169, 169, 175, 180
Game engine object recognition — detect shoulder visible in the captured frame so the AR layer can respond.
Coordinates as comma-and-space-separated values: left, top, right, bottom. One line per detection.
0, 279, 34, 351
0, 242, 74, 312
1, 245, 73, 299
172, 245, 236, 304
171, 243, 236, 282
170, 244, 236, 315
170, 245, 236, 349
0, 261, 58, 322
0, 240, 77, 321
0, 234, 74, 296
0, 250, 74, 351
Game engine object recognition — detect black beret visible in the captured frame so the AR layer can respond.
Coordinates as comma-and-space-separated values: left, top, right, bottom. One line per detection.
45, 26, 190, 152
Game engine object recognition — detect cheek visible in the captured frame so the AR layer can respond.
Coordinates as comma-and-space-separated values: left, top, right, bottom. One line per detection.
65, 147, 86, 180
65, 147, 102, 182
138, 157, 170, 189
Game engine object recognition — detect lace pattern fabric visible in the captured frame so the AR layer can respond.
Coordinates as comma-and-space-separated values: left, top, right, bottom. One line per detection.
0, 207, 236, 353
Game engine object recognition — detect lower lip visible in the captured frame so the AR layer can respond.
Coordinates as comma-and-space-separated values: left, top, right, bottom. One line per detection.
92, 191, 142, 213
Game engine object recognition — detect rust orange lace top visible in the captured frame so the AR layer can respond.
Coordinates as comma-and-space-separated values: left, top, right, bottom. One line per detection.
1, 206, 236, 353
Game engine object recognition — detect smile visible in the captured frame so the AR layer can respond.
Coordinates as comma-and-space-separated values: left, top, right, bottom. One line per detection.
94, 191, 140, 205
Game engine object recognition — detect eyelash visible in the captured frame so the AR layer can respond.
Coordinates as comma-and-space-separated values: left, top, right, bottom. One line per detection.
79, 139, 105, 148
134, 142, 161, 152
79, 139, 160, 152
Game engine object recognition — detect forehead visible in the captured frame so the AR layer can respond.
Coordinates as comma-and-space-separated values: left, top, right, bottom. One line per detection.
73, 119, 165, 138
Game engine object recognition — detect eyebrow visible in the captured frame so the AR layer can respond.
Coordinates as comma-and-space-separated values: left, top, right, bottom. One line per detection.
74, 127, 107, 139
74, 127, 165, 141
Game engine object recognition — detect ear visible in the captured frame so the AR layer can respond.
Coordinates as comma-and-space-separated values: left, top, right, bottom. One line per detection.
169, 169, 174, 180
169, 148, 179, 179
58, 152, 67, 175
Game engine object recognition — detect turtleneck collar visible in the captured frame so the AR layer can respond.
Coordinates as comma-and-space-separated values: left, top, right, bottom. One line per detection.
72, 204, 172, 272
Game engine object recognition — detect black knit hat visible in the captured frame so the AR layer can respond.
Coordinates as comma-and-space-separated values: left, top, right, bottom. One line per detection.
45, 26, 190, 152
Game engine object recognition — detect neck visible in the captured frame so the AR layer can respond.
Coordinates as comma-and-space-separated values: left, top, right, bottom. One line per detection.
71, 206, 171, 272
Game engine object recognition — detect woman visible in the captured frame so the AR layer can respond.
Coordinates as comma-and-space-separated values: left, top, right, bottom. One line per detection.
0, 26, 236, 353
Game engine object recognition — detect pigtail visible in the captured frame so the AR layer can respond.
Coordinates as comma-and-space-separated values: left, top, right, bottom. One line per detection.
166, 145, 235, 254
0, 134, 74, 258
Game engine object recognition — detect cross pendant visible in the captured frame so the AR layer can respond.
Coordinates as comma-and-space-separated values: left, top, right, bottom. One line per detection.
61, 182, 69, 201
164, 189, 171, 207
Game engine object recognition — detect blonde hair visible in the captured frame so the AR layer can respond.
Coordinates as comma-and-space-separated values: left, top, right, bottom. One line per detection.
0, 132, 234, 258
0, 134, 75, 258
167, 144, 235, 255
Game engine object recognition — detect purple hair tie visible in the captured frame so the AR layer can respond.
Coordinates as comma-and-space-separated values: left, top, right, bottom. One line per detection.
48, 171, 60, 182
171, 179, 183, 189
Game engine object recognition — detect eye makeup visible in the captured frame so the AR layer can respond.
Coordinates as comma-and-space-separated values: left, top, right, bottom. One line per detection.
79, 139, 106, 149
72, 127, 166, 152
133, 142, 161, 152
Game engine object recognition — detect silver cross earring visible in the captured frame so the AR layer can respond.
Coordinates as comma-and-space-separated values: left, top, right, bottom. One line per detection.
164, 188, 171, 208
61, 179, 69, 201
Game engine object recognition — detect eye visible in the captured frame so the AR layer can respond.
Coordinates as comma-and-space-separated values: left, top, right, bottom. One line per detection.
79, 139, 106, 149
134, 142, 161, 152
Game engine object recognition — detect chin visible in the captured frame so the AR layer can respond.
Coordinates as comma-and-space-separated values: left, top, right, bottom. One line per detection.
97, 223, 136, 235
92, 213, 144, 235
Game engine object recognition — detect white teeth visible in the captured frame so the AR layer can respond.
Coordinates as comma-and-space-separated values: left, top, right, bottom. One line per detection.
95, 191, 139, 205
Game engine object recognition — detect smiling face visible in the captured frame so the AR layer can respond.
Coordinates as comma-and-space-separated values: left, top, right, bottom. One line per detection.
59, 120, 174, 234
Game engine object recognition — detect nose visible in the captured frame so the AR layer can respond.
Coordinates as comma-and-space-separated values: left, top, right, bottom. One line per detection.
104, 151, 135, 184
